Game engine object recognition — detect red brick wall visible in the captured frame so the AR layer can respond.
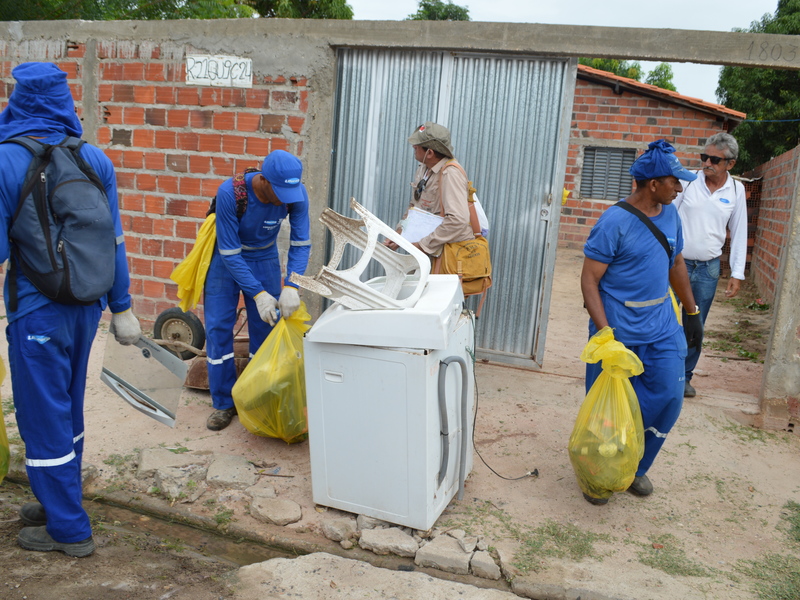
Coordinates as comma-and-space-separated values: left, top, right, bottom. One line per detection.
745, 146, 800, 303
0, 42, 309, 327
559, 78, 732, 250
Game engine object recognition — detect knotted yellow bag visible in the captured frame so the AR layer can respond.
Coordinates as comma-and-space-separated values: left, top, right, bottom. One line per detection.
568, 327, 645, 501
232, 303, 312, 444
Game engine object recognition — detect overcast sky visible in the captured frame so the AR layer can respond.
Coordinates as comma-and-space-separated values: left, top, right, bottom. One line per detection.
346, 0, 779, 105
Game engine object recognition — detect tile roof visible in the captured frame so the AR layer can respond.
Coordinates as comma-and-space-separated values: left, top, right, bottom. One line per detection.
577, 64, 746, 123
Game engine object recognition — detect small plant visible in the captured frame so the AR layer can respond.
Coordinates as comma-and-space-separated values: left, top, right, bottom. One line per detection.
747, 298, 770, 311
214, 507, 235, 527
638, 534, 710, 577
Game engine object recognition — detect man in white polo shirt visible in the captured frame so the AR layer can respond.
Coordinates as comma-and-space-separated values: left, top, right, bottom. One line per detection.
674, 132, 748, 398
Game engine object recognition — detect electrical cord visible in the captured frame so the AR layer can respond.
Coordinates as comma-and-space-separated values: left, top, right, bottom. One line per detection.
465, 309, 539, 482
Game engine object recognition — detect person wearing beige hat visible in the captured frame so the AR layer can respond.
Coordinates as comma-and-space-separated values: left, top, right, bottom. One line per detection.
387, 122, 474, 256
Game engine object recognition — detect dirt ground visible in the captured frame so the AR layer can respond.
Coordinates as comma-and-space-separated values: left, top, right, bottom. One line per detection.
0, 246, 796, 600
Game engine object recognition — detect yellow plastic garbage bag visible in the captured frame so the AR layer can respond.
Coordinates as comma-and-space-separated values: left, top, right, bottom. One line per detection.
232, 302, 311, 444
0, 356, 9, 485
568, 327, 645, 501
170, 214, 217, 312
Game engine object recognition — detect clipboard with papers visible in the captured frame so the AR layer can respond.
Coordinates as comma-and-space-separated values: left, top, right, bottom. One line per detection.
401, 207, 443, 243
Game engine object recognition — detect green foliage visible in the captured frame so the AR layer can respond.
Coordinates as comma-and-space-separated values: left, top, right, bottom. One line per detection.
407, 0, 470, 21
579, 58, 679, 93
736, 553, 800, 600
717, 0, 800, 172
780, 500, 800, 544
644, 63, 677, 92
638, 534, 710, 577
247, 0, 353, 18
0, 0, 257, 21
579, 58, 643, 81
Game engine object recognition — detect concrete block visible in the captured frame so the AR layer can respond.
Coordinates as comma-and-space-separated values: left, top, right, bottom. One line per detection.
322, 517, 358, 542
137, 448, 205, 478
359, 527, 418, 558
414, 534, 471, 575
206, 454, 257, 489
250, 497, 302, 526
470, 550, 502, 580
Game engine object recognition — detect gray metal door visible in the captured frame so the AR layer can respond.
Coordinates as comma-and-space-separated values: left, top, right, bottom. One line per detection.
329, 48, 575, 367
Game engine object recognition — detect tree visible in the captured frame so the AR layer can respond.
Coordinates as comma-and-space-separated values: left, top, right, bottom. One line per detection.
579, 58, 678, 93
578, 58, 643, 81
0, 0, 356, 21
246, 0, 353, 18
407, 0, 470, 21
644, 63, 677, 92
717, 0, 800, 172
0, 0, 256, 20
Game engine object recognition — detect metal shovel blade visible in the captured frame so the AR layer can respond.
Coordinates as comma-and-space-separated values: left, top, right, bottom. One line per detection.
100, 334, 189, 428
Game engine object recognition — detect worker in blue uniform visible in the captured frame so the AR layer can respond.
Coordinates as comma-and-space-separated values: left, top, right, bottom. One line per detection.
580, 139, 703, 505
204, 150, 311, 431
0, 62, 141, 556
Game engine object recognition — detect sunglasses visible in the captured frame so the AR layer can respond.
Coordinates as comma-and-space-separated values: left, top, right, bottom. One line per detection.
700, 153, 730, 165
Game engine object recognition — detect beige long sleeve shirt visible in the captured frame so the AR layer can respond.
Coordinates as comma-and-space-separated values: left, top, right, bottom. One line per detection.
407, 157, 473, 256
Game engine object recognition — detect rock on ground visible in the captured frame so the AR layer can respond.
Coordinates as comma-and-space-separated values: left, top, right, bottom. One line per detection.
233, 552, 518, 600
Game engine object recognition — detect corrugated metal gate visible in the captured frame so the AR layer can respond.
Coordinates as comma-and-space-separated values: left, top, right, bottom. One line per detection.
328, 48, 576, 367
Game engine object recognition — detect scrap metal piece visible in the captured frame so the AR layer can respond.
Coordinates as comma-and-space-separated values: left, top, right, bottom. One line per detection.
100, 335, 189, 427
290, 198, 430, 309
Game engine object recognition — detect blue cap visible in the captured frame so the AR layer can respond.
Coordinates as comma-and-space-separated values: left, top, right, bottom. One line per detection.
629, 139, 697, 182
262, 150, 304, 204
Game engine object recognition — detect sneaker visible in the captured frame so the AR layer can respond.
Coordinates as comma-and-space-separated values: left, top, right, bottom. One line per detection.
627, 475, 654, 496
18, 526, 95, 557
582, 493, 609, 506
206, 407, 237, 431
20, 502, 47, 527
684, 381, 696, 398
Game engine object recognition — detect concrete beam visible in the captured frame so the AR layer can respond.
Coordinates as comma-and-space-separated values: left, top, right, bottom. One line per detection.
1, 18, 799, 70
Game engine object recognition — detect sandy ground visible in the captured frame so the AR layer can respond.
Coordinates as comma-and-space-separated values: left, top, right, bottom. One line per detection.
1, 246, 796, 600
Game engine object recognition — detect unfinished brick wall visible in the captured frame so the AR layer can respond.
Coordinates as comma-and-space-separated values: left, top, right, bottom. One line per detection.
745, 146, 800, 303
559, 78, 732, 250
0, 40, 309, 327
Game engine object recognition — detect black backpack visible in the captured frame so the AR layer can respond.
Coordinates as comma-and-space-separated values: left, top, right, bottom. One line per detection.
4, 136, 116, 311
206, 166, 260, 219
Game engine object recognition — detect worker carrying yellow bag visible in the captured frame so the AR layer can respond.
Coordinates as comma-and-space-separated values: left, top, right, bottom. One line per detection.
232, 302, 311, 444
568, 326, 644, 505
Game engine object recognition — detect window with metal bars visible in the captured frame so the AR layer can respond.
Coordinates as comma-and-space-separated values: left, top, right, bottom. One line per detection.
580, 147, 636, 200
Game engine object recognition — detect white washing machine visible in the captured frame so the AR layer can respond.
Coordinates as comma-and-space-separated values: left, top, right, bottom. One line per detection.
304, 274, 475, 531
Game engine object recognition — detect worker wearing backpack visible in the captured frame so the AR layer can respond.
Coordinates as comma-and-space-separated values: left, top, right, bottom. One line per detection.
0, 62, 141, 557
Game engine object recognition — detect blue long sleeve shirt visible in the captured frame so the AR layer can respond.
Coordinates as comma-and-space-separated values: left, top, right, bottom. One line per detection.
214, 171, 311, 298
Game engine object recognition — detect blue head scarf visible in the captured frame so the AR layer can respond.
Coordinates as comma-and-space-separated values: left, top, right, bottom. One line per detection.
629, 139, 697, 182
0, 62, 83, 142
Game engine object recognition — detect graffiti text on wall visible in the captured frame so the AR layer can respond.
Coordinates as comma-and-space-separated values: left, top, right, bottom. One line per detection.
186, 55, 253, 88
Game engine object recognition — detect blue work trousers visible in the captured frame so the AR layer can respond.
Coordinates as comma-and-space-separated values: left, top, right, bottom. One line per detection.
204, 250, 281, 410
682, 257, 720, 382
585, 328, 686, 478
7, 302, 102, 543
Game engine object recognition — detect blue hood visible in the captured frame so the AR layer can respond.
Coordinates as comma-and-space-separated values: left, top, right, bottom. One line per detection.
0, 62, 83, 142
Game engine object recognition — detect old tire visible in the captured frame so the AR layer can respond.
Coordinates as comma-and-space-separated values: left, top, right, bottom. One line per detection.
153, 308, 206, 361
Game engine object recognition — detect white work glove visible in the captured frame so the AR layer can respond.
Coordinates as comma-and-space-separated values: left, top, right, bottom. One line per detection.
278, 287, 300, 319
110, 309, 142, 346
254, 291, 279, 326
